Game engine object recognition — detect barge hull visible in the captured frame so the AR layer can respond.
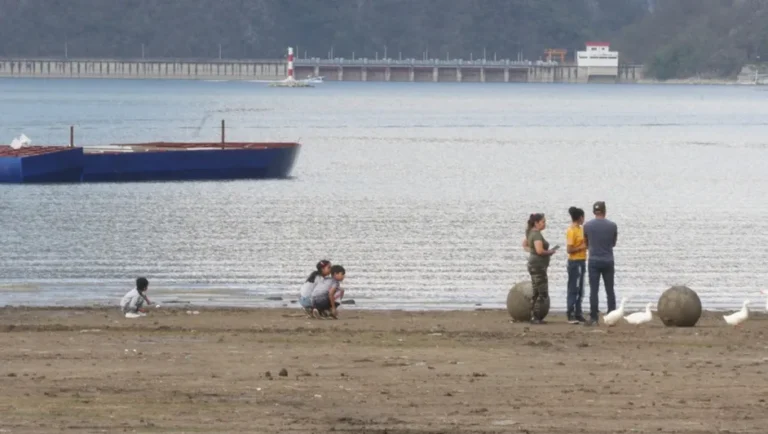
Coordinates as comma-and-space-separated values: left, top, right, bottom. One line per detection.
82, 145, 299, 182
0, 142, 299, 184
0, 147, 84, 183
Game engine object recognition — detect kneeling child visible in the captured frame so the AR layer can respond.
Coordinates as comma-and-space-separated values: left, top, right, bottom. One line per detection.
120, 277, 151, 318
311, 265, 346, 319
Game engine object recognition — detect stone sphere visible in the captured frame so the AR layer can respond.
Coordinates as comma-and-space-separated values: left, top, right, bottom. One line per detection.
506, 280, 550, 322
657, 285, 702, 327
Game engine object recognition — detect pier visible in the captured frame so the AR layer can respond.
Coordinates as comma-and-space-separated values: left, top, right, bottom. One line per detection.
0, 57, 643, 83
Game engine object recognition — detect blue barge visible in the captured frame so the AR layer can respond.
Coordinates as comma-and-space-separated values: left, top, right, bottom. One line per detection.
0, 142, 299, 184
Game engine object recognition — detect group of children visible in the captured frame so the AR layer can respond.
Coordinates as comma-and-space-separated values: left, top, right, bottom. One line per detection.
298, 260, 347, 319
118, 263, 348, 320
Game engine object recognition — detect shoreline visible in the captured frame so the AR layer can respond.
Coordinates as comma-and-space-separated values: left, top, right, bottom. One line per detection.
1, 304, 763, 317
1, 306, 766, 433
637, 78, 754, 85
0, 75, 757, 85
0, 301, 759, 313
0, 74, 760, 86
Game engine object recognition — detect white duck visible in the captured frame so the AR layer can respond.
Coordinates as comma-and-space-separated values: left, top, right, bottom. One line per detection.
603, 297, 627, 326
624, 302, 653, 325
723, 300, 750, 327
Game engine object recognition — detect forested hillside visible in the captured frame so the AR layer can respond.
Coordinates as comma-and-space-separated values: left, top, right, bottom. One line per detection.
0, 0, 765, 79
616, 0, 768, 79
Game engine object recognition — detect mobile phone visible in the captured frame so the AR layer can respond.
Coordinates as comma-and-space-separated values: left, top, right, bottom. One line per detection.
551, 245, 560, 251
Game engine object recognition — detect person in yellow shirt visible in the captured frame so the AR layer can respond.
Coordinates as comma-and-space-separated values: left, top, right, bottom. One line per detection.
566, 207, 587, 324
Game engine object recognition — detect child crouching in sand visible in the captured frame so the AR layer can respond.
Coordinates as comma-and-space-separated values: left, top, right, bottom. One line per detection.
299, 260, 332, 317
311, 265, 345, 319
120, 277, 151, 318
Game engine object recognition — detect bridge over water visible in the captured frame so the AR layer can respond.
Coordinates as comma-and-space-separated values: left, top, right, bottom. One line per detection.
293, 58, 643, 83
0, 57, 643, 83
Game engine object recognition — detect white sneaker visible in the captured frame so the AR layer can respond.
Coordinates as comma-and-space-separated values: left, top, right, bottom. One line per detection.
125, 312, 142, 319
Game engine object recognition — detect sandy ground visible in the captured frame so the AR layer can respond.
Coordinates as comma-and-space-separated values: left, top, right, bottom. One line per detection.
1, 306, 767, 433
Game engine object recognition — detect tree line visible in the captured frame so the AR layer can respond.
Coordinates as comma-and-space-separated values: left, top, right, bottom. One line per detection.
0, 0, 764, 79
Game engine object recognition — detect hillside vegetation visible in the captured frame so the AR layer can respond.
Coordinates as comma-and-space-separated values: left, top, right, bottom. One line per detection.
0, 0, 765, 79
616, 0, 768, 79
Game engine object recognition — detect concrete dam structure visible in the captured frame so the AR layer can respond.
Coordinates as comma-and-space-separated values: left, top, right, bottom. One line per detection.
294, 59, 642, 83
0, 58, 287, 81
0, 57, 643, 83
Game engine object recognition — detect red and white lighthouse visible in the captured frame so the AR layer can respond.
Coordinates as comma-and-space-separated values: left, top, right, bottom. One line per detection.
269, 46, 312, 87
287, 47, 294, 81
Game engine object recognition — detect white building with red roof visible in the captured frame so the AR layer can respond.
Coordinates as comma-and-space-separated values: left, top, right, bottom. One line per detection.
576, 42, 619, 81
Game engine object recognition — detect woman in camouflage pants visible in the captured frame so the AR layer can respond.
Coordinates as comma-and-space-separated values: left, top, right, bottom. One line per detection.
525, 213, 559, 324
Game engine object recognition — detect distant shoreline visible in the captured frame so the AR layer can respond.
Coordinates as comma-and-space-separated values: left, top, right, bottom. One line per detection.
0, 75, 758, 85
637, 78, 754, 85
1, 57, 764, 85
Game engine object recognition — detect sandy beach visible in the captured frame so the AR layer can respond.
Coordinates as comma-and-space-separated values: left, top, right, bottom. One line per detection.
1, 306, 767, 433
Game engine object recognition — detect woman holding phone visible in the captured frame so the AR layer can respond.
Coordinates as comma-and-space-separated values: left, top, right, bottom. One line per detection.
525, 213, 559, 324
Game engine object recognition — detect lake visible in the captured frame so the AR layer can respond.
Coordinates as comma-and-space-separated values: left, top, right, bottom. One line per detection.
1, 78, 767, 312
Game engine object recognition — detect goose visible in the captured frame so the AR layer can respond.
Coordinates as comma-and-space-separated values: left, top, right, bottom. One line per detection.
624, 302, 653, 325
723, 300, 750, 327
603, 297, 627, 326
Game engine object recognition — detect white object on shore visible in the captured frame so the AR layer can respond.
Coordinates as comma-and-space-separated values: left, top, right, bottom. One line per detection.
603, 297, 627, 326
723, 300, 750, 326
624, 302, 653, 325
9, 133, 31, 150
125, 312, 142, 319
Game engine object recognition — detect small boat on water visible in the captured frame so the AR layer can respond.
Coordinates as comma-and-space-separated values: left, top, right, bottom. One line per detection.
268, 77, 313, 88
304, 75, 324, 84
0, 141, 300, 184
267, 75, 323, 87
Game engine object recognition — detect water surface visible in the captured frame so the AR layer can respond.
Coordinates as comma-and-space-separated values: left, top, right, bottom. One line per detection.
1, 78, 767, 312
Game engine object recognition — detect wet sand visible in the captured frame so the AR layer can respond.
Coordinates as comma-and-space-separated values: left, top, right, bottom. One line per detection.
1, 306, 767, 433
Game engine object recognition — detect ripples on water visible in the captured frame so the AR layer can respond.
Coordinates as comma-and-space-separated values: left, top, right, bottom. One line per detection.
1, 79, 767, 311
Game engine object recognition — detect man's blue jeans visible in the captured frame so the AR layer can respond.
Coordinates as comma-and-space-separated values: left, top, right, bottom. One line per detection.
588, 260, 616, 321
566, 259, 585, 318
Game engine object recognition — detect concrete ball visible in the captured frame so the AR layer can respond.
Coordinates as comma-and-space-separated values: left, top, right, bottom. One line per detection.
657, 286, 702, 327
506, 280, 550, 322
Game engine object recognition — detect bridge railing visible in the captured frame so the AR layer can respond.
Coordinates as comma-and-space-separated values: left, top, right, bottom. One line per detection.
293, 58, 557, 67
0, 56, 286, 64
